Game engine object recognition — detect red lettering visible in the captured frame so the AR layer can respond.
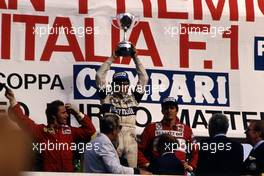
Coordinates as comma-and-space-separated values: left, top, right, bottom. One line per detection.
258, 0, 264, 15
193, 0, 203, 20
204, 60, 213, 69
85, 18, 107, 62
141, 0, 152, 18
180, 24, 210, 69
223, 25, 239, 69
0, 0, 17, 9
245, 0, 255, 21
29, 0, 45, 11
120, 22, 163, 66
13, 14, 48, 61
116, 0, 126, 14
7, 0, 44, 11
8, 0, 17, 9
194, 0, 238, 21
0, 0, 7, 9
79, 0, 88, 14
229, 0, 238, 21
158, 0, 188, 19
41, 17, 84, 62
205, 0, 225, 21
1, 14, 11, 59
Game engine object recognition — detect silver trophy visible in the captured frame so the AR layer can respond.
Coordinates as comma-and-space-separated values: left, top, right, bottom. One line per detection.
112, 13, 139, 57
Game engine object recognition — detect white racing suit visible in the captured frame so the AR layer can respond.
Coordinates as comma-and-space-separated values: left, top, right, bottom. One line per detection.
96, 56, 149, 167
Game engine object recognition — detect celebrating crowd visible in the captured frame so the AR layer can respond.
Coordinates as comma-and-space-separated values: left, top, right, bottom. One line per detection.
1, 48, 264, 176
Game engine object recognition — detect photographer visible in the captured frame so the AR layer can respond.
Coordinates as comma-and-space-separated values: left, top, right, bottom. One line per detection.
4, 88, 96, 172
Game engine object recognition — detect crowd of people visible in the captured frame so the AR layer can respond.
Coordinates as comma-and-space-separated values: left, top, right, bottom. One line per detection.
1, 48, 264, 175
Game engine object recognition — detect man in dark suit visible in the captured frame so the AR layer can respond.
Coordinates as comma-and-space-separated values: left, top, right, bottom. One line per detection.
243, 120, 264, 175
196, 113, 244, 176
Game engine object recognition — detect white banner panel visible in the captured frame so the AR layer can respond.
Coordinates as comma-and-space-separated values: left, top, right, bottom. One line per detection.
1, 0, 264, 137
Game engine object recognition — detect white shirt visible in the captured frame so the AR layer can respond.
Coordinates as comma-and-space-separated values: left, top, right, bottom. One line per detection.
84, 133, 134, 174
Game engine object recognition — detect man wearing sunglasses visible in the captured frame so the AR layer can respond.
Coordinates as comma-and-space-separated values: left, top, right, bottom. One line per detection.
243, 120, 264, 175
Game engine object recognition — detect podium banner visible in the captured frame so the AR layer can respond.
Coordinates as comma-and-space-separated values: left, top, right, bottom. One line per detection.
1, 0, 264, 137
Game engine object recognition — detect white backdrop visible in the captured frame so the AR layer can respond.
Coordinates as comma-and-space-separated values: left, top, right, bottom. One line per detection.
1, 0, 264, 137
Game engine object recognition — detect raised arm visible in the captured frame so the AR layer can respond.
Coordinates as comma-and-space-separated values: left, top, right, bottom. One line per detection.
131, 48, 149, 102
133, 56, 149, 89
65, 103, 96, 141
133, 56, 149, 86
96, 56, 115, 90
5, 88, 41, 136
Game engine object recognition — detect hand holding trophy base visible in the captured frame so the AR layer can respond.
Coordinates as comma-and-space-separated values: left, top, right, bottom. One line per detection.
115, 41, 134, 57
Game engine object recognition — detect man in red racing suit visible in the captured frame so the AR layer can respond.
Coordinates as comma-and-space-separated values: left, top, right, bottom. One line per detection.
138, 97, 198, 173
5, 88, 96, 172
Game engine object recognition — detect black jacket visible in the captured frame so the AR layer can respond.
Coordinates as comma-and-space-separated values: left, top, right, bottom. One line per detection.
196, 135, 244, 176
149, 152, 185, 175
243, 141, 264, 175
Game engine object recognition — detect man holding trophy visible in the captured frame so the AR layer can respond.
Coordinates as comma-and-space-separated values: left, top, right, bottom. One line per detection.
96, 13, 149, 168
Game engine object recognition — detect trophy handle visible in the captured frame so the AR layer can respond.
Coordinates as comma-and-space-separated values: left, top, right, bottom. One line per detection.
111, 17, 120, 29
132, 15, 140, 28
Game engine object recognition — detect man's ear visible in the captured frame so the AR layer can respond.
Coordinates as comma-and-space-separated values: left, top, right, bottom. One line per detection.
256, 131, 262, 138
52, 115, 57, 123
